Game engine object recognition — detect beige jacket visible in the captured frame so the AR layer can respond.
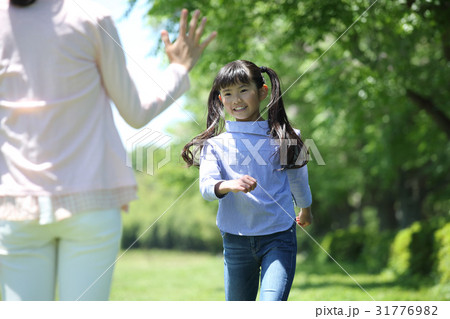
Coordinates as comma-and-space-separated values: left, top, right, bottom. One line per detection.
0, 0, 190, 196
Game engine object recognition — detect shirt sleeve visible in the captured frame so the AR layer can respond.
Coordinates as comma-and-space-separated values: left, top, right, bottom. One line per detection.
286, 128, 312, 208
199, 141, 225, 201
286, 165, 312, 208
95, 15, 190, 129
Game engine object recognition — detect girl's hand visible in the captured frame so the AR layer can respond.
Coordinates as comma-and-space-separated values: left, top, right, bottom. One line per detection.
161, 9, 217, 71
215, 175, 257, 196
296, 206, 312, 227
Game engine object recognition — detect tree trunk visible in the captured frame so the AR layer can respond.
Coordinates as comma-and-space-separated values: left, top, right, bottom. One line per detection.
406, 90, 450, 138
362, 189, 398, 230
397, 169, 427, 228
377, 195, 398, 230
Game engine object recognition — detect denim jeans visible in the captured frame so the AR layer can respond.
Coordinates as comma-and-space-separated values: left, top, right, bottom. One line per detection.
222, 223, 297, 301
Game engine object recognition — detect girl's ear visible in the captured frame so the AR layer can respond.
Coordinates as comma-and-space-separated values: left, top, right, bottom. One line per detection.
259, 84, 269, 101
218, 94, 222, 102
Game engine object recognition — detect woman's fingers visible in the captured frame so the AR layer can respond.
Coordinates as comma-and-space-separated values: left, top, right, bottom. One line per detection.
188, 9, 200, 40
178, 9, 188, 38
200, 29, 217, 51
162, 9, 216, 71
160, 30, 171, 48
195, 17, 207, 43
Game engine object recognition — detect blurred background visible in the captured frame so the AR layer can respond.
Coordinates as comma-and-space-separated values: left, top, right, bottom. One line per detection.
106, 0, 449, 300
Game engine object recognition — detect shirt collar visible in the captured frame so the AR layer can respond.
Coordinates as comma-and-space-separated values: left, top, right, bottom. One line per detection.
225, 120, 269, 136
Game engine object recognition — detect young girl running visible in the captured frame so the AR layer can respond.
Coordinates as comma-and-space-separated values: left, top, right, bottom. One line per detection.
182, 60, 312, 301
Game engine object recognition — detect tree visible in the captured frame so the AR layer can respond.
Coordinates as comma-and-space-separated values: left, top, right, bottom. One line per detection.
129, 0, 450, 231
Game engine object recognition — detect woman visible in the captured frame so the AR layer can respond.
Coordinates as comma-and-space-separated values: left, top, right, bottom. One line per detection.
0, 0, 216, 300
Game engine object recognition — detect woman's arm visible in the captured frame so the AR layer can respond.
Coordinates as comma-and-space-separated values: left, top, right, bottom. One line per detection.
96, 9, 215, 128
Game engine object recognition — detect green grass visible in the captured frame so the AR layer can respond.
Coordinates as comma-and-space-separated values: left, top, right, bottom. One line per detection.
110, 249, 224, 300
289, 256, 448, 301
110, 249, 449, 301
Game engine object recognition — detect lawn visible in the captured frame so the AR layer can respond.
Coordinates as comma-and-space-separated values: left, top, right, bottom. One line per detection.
110, 249, 224, 301
110, 249, 448, 301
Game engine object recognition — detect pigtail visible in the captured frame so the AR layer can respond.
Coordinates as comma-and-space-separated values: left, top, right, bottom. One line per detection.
261, 66, 309, 168
181, 89, 225, 167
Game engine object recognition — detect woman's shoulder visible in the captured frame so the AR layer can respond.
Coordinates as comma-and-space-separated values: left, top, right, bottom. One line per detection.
66, 0, 114, 25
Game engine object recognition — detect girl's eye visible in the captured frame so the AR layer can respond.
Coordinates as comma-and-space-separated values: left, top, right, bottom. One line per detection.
240, 89, 248, 93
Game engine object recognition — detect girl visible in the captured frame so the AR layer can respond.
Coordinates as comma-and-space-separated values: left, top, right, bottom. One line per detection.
182, 60, 312, 301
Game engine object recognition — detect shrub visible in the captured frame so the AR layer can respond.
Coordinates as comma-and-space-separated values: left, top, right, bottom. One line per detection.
434, 223, 450, 284
121, 221, 141, 249
388, 221, 440, 278
318, 227, 366, 264
120, 171, 223, 253
361, 231, 396, 273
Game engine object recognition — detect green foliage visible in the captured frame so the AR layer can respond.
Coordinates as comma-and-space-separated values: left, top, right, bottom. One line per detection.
388, 220, 442, 278
119, 5, 450, 287
434, 223, 450, 284
389, 227, 413, 276
361, 230, 396, 273
129, 0, 450, 233
319, 227, 366, 264
121, 166, 223, 253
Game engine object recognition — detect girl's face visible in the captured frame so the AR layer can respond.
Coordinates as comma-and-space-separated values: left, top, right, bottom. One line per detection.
219, 82, 268, 122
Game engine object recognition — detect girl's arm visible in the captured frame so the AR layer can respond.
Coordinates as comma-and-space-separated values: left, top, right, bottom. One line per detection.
200, 141, 257, 199
296, 206, 313, 227
214, 175, 257, 196
287, 164, 313, 227
286, 165, 312, 208
199, 141, 225, 201
287, 129, 312, 208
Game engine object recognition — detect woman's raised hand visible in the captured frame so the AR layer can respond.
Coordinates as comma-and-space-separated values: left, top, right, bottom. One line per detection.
161, 9, 217, 71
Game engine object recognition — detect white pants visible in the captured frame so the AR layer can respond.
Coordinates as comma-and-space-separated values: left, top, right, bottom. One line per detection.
0, 209, 122, 301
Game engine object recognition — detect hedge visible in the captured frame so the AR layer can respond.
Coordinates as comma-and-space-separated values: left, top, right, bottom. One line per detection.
361, 231, 396, 273
388, 220, 444, 278
434, 222, 450, 284
318, 227, 366, 264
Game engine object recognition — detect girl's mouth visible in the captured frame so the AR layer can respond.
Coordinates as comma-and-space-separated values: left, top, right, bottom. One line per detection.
234, 106, 247, 111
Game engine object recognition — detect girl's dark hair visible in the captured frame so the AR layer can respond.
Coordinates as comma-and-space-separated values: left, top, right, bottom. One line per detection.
181, 60, 308, 169
10, 0, 37, 6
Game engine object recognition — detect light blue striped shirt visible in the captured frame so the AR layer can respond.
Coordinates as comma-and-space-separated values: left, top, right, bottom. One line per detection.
199, 120, 312, 236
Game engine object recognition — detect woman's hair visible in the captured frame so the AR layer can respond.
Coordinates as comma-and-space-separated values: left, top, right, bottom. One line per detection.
10, 0, 37, 6
181, 60, 308, 168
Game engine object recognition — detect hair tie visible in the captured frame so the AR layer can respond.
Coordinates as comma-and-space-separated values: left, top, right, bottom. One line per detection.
10, 0, 36, 6
260, 66, 268, 73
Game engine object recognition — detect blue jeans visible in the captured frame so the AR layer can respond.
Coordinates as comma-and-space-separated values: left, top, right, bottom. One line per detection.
221, 223, 297, 301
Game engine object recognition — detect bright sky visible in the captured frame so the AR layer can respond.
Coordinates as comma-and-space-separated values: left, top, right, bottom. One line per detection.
93, 0, 189, 146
